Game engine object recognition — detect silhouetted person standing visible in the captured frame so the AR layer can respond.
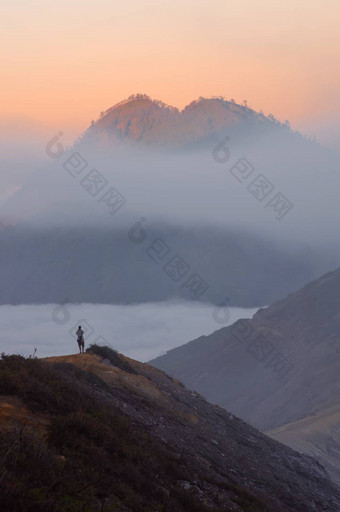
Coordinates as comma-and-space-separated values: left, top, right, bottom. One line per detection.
76, 326, 85, 353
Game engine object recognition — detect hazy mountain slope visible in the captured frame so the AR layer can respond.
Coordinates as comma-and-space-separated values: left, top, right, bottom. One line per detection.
1, 347, 340, 511
150, 266, 340, 432
0, 224, 317, 306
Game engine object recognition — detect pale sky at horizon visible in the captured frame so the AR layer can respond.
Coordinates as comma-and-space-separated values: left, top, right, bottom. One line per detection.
1, 0, 340, 147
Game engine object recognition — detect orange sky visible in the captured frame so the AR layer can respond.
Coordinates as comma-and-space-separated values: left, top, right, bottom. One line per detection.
1, 0, 340, 146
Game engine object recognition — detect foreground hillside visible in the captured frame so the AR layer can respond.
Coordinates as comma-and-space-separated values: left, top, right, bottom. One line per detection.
1, 346, 339, 511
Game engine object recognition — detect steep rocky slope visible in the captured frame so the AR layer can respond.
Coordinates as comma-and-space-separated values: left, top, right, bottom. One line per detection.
1, 347, 339, 511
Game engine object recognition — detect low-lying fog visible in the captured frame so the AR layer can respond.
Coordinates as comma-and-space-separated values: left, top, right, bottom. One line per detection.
0, 301, 259, 362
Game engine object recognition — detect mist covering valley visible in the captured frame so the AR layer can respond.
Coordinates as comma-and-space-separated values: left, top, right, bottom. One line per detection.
1, 96, 340, 309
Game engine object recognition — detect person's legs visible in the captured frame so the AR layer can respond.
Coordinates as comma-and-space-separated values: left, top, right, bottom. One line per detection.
77, 341, 82, 353
81, 341, 85, 353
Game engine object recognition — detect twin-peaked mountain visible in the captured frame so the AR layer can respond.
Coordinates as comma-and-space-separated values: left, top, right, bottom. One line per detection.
83, 94, 297, 148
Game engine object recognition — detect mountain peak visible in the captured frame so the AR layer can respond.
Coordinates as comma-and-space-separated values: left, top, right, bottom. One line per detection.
98, 94, 179, 120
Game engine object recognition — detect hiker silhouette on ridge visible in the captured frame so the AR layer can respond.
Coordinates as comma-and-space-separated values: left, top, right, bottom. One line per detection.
76, 325, 85, 354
